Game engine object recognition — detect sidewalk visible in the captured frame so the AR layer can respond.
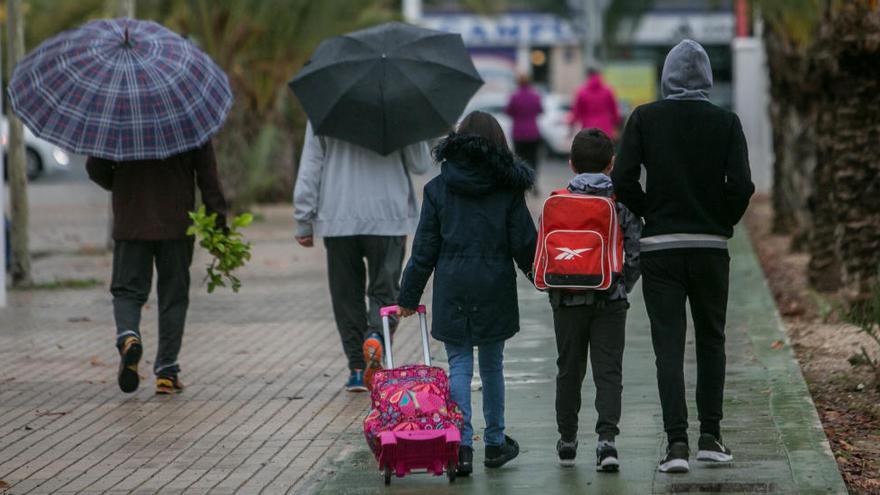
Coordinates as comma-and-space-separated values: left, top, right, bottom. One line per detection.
0, 162, 846, 494
313, 228, 846, 494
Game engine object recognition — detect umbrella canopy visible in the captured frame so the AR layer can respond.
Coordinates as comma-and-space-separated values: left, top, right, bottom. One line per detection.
289, 22, 483, 155
8, 18, 233, 162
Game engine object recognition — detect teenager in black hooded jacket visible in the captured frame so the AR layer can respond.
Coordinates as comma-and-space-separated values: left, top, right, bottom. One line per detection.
398, 111, 537, 476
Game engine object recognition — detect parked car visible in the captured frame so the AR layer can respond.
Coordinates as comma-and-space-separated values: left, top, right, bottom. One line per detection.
538, 93, 574, 158
462, 91, 575, 158
2, 117, 71, 181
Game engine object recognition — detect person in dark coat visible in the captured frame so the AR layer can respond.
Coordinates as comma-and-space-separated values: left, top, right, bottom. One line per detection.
398, 111, 537, 476
87, 142, 228, 395
612, 39, 754, 473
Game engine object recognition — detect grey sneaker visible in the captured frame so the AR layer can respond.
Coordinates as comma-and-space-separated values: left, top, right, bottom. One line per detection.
557, 438, 578, 467
696, 433, 733, 463
596, 441, 620, 472
658, 442, 690, 473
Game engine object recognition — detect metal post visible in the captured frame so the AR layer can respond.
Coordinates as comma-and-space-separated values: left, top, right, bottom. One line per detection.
403, 0, 422, 24
0, 25, 6, 308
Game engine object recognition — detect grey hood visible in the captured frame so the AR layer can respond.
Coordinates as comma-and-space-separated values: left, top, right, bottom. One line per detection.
661, 39, 713, 101
567, 173, 613, 198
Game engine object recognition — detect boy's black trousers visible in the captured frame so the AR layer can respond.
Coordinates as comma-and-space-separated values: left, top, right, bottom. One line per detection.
641, 250, 730, 445
553, 299, 627, 442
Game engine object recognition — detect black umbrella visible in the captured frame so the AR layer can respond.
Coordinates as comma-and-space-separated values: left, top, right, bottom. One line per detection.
289, 22, 483, 155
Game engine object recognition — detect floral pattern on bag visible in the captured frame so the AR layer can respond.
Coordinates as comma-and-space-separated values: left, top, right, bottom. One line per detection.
363, 364, 463, 456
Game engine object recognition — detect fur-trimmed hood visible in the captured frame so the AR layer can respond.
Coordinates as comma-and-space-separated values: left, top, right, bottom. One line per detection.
432, 133, 535, 196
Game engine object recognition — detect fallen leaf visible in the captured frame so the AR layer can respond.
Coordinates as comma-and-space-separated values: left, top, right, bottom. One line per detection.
771, 340, 785, 350
0, 480, 8, 489
89, 356, 108, 367
839, 440, 854, 451
35, 410, 68, 417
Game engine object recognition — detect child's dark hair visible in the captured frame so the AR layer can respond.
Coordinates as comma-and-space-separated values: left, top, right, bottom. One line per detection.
457, 111, 511, 154
570, 128, 613, 173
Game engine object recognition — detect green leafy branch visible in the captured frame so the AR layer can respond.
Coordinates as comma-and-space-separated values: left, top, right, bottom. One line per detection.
187, 206, 253, 293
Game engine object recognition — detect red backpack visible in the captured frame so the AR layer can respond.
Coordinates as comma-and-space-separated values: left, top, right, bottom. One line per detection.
533, 190, 624, 291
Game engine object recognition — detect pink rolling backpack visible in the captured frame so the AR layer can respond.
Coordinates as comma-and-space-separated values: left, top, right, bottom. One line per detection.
363, 305, 463, 485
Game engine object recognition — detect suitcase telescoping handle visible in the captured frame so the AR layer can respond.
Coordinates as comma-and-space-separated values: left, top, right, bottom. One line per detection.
379, 305, 429, 369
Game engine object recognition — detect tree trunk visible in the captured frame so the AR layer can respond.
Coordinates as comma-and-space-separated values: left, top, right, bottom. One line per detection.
810, 1, 880, 301
5, 0, 31, 287
762, 22, 819, 250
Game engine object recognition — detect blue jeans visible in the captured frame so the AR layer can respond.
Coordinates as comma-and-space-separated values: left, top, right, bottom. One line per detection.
444, 339, 506, 448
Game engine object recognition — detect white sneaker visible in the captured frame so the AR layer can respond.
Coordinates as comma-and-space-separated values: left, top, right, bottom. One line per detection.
658, 442, 690, 473
696, 433, 734, 463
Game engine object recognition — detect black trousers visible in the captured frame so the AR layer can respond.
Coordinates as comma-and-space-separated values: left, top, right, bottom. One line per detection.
111, 239, 194, 376
641, 250, 730, 444
553, 300, 627, 442
514, 139, 541, 172
324, 235, 405, 370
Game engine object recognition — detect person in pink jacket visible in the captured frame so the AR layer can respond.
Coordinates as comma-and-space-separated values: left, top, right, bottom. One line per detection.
570, 69, 621, 140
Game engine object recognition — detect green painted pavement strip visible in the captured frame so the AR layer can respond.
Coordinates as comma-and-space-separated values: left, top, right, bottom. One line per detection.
310, 231, 846, 494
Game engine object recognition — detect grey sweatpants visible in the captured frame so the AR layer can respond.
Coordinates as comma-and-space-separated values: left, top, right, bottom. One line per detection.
323, 235, 405, 370
111, 239, 194, 377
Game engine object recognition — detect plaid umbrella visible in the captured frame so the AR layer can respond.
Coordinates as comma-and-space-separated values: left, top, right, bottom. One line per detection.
8, 18, 233, 161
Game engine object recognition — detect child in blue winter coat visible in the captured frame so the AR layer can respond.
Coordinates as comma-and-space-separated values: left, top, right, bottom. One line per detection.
397, 111, 537, 476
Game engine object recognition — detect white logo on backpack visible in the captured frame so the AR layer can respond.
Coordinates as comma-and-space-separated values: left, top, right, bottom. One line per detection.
554, 247, 593, 261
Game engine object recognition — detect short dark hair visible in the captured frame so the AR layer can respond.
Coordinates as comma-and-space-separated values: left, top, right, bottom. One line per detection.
570, 128, 613, 173
457, 111, 511, 154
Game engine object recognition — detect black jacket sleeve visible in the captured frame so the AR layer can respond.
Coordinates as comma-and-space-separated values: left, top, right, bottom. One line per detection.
611, 109, 647, 217
617, 203, 643, 293
194, 141, 229, 229
85, 157, 114, 191
399, 187, 442, 309
723, 115, 755, 226
508, 193, 537, 277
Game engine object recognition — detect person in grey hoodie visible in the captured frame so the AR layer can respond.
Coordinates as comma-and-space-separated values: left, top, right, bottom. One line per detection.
549, 128, 642, 473
293, 123, 431, 392
612, 39, 755, 473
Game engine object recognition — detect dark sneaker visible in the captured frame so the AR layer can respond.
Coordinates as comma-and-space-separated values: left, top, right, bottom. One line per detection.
596, 441, 620, 472
557, 438, 578, 467
362, 333, 384, 391
696, 433, 733, 463
457, 445, 473, 476
117, 336, 142, 394
155, 375, 185, 395
658, 441, 690, 473
345, 369, 368, 392
485, 435, 519, 468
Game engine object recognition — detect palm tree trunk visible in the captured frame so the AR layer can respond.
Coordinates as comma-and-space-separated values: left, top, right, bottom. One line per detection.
762, 23, 819, 250
5, 0, 31, 287
810, 0, 880, 301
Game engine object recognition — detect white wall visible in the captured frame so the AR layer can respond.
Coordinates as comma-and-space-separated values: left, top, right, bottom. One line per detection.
732, 37, 773, 193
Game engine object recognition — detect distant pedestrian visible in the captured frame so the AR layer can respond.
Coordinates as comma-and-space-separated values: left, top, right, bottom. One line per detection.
505, 73, 544, 181
543, 128, 642, 472
87, 142, 228, 395
293, 124, 431, 393
570, 68, 621, 140
612, 39, 755, 473
397, 111, 537, 476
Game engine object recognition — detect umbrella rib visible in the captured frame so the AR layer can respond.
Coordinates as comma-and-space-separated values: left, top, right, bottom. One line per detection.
388, 55, 483, 82
386, 59, 471, 125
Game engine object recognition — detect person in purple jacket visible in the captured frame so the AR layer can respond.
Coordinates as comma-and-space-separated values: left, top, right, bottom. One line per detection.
505, 73, 544, 186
